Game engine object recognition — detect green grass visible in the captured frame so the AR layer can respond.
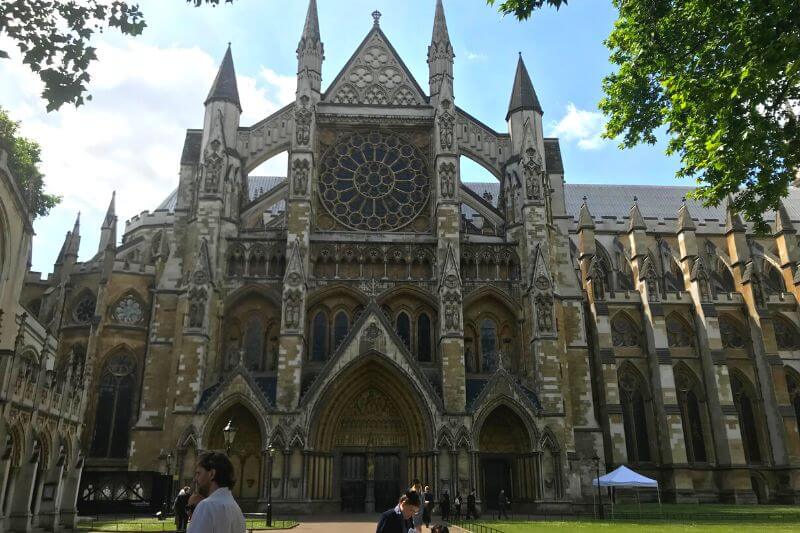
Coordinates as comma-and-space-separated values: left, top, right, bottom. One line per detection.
468, 504, 800, 533
75, 517, 298, 531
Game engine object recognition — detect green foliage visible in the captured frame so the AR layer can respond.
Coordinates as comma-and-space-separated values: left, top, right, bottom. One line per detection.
491, 0, 800, 232
0, 1, 234, 112
0, 107, 60, 219
486, 0, 568, 20
600, 0, 800, 233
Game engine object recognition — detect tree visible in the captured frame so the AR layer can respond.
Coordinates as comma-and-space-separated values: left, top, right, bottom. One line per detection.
0, 107, 60, 219
489, 0, 800, 233
0, 1, 233, 112
487, 0, 567, 20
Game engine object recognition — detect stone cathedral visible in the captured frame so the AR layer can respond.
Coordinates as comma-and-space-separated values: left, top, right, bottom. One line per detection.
2, 0, 800, 526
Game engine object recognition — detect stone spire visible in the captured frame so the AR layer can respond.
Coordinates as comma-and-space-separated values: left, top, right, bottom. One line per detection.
725, 197, 746, 234
578, 197, 595, 230
55, 212, 80, 265
676, 199, 696, 233
205, 44, 241, 111
97, 191, 117, 253
297, 0, 324, 95
506, 54, 542, 120
628, 197, 646, 232
428, 0, 454, 99
66, 211, 81, 258
775, 200, 795, 235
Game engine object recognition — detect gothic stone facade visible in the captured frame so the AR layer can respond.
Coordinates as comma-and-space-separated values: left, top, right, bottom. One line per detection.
14, 0, 800, 518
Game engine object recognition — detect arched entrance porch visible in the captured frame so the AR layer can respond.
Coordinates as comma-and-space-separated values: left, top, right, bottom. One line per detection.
206, 404, 264, 509
308, 357, 434, 513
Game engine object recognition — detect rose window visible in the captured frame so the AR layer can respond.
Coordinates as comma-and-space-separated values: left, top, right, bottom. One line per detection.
112, 295, 144, 325
74, 294, 96, 323
318, 131, 430, 231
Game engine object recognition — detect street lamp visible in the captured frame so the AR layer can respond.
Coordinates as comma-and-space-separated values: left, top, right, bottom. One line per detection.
592, 454, 604, 519
163, 452, 174, 517
223, 419, 237, 455
267, 445, 277, 527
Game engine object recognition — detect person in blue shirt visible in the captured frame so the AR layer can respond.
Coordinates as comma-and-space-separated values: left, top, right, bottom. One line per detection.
377, 490, 421, 533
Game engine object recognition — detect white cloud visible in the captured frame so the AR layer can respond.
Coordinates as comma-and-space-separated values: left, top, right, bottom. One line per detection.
465, 50, 488, 62
0, 38, 294, 273
548, 103, 609, 150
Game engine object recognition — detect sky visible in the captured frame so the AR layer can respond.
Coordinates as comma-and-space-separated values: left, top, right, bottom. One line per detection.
0, 0, 683, 275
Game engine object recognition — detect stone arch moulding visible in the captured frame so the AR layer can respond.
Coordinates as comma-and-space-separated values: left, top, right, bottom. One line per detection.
472, 396, 539, 453
199, 393, 271, 451
463, 285, 523, 319
304, 354, 436, 453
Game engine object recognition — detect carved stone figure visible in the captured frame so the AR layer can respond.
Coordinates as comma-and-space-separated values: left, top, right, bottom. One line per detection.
295, 96, 312, 146
439, 162, 456, 199
522, 147, 543, 200
188, 287, 207, 328
292, 158, 311, 196
645, 269, 660, 302
202, 139, 224, 193
535, 292, 554, 333
438, 99, 455, 150
443, 294, 461, 331
284, 290, 302, 330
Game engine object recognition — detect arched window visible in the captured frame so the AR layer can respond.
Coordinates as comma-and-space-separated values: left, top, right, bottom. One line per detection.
619, 367, 651, 462
417, 313, 432, 362
786, 369, 800, 441
333, 311, 349, 350
227, 246, 245, 277
73, 291, 96, 324
90, 352, 136, 458
614, 238, 634, 290
480, 319, 498, 372
244, 316, 264, 371
762, 259, 785, 293
666, 314, 694, 348
719, 316, 746, 349
396, 312, 411, 349
611, 314, 640, 347
248, 246, 268, 277
675, 369, 707, 463
774, 317, 800, 350
311, 312, 328, 362
731, 373, 762, 464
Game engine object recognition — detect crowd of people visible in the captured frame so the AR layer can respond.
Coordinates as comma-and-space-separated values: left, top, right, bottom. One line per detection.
174, 451, 506, 533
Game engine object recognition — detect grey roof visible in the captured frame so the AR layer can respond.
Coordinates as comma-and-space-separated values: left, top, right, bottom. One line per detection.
507, 55, 542, 119
205, 46, 241, 111
181, 130, 202, 165
564, 184, 800, 226
156, 176, 286, 212
544, 139, 563, 174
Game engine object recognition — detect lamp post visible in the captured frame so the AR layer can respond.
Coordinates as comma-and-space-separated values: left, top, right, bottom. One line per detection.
592, 454, 604, 519
266, 445, 277, 527
222, 419, 237, 455
163, 452, 174, 516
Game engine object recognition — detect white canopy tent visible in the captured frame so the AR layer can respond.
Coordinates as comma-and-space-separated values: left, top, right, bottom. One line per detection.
592, 465, 661, 516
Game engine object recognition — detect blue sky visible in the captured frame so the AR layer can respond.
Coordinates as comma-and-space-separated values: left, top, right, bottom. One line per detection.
0, 0, 682, 274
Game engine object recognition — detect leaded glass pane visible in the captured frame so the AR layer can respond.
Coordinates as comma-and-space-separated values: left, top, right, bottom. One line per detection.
318, 131, 430, 231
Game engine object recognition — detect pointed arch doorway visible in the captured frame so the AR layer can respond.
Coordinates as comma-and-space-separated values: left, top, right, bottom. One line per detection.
308, 358, 433, 513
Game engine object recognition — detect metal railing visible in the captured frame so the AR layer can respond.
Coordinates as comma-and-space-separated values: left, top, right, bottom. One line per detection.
449, 519, 505, 533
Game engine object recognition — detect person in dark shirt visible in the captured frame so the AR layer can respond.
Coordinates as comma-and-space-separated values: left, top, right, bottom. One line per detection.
440, 489, 450, 522
377, 490, 421, 533
466, 489, 477, 519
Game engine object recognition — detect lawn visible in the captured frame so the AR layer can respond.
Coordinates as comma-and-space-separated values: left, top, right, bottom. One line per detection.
472, 504, 800, 533
75, 517, 298, 531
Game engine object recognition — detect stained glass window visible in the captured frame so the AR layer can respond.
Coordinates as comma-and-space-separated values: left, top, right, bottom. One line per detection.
112, 295, 144, 325
318, 131, 430, 231
417, 313, 431, 362
90, 353, 136, 458
334, 312, 349, 351
396, 312, 411, 349
311, 312, 328, 362
74, 293, 96, 324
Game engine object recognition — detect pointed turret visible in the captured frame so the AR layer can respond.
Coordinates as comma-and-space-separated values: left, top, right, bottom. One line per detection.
297, 0, 324, 96
578, 197, 595, 230
775, 201, 795, 235
725, 197, 746, 234
676, 199, 696, 234
66, 212, 81, 258
428, 0, 454, 98
55, 212, 80, 266
205, 44, 241, 111
628, 198, 647, 232
97, 191, 117, 254
506, 54, 542, 121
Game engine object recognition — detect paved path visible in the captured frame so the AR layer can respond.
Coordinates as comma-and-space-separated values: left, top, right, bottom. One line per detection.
258, 514, 381, 533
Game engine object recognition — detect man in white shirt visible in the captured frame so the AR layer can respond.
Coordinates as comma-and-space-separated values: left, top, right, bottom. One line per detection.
187, 452, 246, 533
